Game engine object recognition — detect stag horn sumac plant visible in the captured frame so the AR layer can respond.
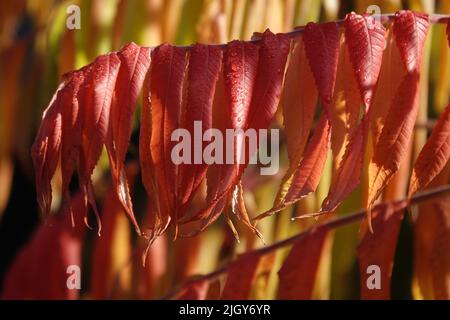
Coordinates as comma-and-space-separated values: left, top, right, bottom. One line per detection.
30, 11, 450, 299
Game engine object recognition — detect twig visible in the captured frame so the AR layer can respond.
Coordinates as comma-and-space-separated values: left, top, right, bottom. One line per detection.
161, 184, 450, 300
147, 13, 450, 50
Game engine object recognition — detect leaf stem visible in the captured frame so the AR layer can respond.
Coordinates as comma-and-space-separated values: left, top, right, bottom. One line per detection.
151, 13, 450, 50
161, 183, 450, 299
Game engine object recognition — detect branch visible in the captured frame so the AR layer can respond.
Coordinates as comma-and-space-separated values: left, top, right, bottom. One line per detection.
160, 13, 450, 49
161, 183, 450, 300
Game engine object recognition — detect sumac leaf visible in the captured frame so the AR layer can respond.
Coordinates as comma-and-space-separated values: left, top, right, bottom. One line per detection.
277, 227, 327, 299
393, 11, 429, 73
284, 114, 331, 205
303, 21, 340, 111
271, 37, 318, 208
183, 30, 289, 236
358, 200, 408, 299
409, 103, 450, 195
1, 194, 86, 299
367, 12, 429, 210
149, 44, 188, 236
344, 12, 386, 109
107, 43, 151, 234
178, 44, 222, 214
220, 252, 262, 300
79, 53, 121, 232
31, 82, 64, 217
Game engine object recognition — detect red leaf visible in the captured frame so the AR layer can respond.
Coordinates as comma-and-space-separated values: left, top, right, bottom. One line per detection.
393, 11, 429, 73
220, 252, 262, 300
182, 30, 289, 236
31, 82, 64, 217
409, 103, 450, 195
277, 227, 327, 299
224, 40, 259, 130
79, 53, 121, 232
413, 163, 450, 299
358, 200, 408, 299
318, 14, 387, 214
1, 194, 86, 299
344, 12, 386, 109
60, 71, 85, 213
246, 30, 290, 132
178, 44, 223, 214
149, 44, 188, 236
139, 65, 168, 239
303, 22, 340, 111
80, 53, 121, 185
107, 43, 151, 234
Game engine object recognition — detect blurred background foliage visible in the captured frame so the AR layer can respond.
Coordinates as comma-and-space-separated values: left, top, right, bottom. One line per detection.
0, 0, 449, 299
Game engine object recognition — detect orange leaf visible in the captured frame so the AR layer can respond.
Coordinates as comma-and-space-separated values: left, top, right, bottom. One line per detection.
283, 37, 318, 167
413, 162, 450, 299
330, 34, 361, 166
430, 196, 450, 299
370, 30, 406, 147
284, 114, 331, 205
368, 73, 420, 208
368, 12, 429, 210
409, 103, 450, 195
230, 181, 263, 240
256, 24, 339, 219
319, 13, 387, 214
320, 115, 369, 214
268, 37, 318, 210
